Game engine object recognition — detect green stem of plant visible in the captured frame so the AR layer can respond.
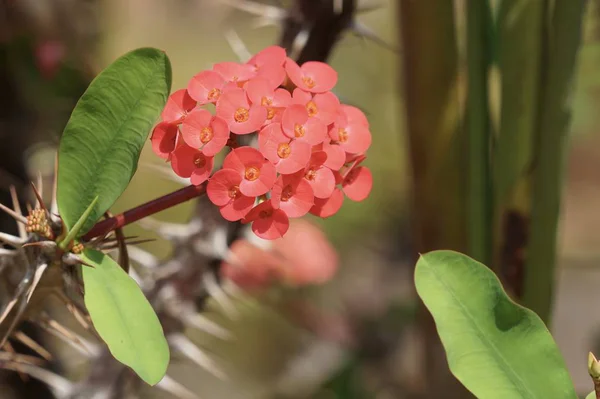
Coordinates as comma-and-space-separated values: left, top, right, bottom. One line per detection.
466, 0, 493, 265
522, 0, 586, 323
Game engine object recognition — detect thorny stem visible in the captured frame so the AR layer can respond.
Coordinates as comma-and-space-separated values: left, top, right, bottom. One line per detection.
82, 184, 207, 241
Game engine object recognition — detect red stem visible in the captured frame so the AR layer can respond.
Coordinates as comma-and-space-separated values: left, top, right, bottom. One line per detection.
82, 184, 206, 241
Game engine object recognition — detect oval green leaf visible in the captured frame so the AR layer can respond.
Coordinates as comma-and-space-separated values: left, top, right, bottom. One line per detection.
415, 250, 577, 399
82, 249, 169, 385
57, 47, 171, 234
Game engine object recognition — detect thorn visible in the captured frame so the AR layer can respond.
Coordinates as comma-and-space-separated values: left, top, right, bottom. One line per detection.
9, 186, 27, 239
2, 342, 29, 381
0, 350, 45, 366
0, 361, 73, 397
35, 312, 98, 357
61, 253, 95, 268
203, 272, 238, 320
137, 217, 203, 240
99, 238, 156, 251
224, 29, 252, 62
0, 232, 25, 248
180, 310, 233, 341
0, 248, 16, 256
22, 241, 56, 250
26, 263, 48, 303
36, 172, 43, 203
168, 333, 228, 380
290, 30, 310, 60
53, 291, 92, 332
13, 331, 53, 361
218, 0, 285, 20
156, 374, 200, 399
350, 20, 400, 54
0, 271, 32, 325
0, 203, 27, 225
30, 181, 47, 213
51, 152, 58, 216
127, 246, 160, 269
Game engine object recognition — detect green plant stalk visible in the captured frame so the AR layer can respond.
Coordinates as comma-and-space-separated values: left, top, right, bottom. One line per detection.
523, 0, 586, 323
397, 1, 468, 397
466, 0, 493, 265
59, 196, 99, 250
492, 0, 544, 283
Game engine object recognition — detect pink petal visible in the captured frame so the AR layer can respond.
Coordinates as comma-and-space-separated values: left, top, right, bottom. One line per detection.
247, 201, 289, 240
282, 104, 309, 139
187, 70, 226, 104
310, 188, 344, 218
330, 124, 372, 154
291, 88, 312, 105
246, 77, 273, 105
322, 142, 346, 170
272, 175, 314, 218
171, 145, 212, 180
213, 62, 256, 83
342, 166, 372, 202
277, 140, 312, 174
258, 123, 288, 163
179, 109, 214, 148
220, 239, 282, 289
300, 117, 327, 145
161, 89, 196, 123
220, 195, 255, 221
201, 116, 230, 156
217, 88, 266, 134
284, 58, 305, 90
300, 61, 337, 93
191, 159, 214, 185
306, 166, 335, 199
207, 168, 242, 206
342, 104, 369, 127
255, 63, 286, 88
248, 46, 286, 67
312, 92, 340, 125
150, 122, 178, 159
240, 160, 276, 197
273, 89, 292, 107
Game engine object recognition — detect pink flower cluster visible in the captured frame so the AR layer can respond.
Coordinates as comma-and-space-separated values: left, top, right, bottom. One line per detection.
151, 46, 372, 240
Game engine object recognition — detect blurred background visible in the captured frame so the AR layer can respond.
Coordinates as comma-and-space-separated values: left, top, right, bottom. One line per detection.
1, 0, 600, 398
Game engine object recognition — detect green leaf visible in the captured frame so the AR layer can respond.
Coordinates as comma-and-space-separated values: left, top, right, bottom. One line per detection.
82, 249, 169, 385
57, 47, 171, 234
585, 392, 596, 399
415, 250, 577, 399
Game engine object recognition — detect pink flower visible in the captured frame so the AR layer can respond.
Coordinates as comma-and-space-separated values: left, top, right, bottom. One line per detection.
316, 142, 346, 171
223, 147, 277, 196
213, 62, 256, 84
292, 88, 340, 125
341, 165, 372, 202
247, 46, 287, 88
180, 109, 229, 156
216, 88, 267, 134
248, 45, 286, 68
187, 70, 227, 104
259, 123, 311, 174
170, 144, 214, 185
161, 89, 197, 123
271, 173, 314, 218
303, 151, 335, 199
220, 239, 283, 290
243, 200, 289, 240
207, 169, 255, 221
246, 78, 291, 123
281, 104, 327, 145
310, 188, 344, 218
275, 219, 339, 285
340, 104, 369, 127
150, 122, 179, 160
329, 107, 372, 154
285, 58, 337, 93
